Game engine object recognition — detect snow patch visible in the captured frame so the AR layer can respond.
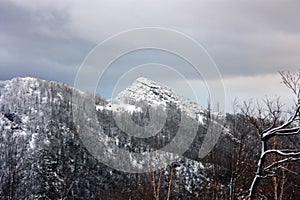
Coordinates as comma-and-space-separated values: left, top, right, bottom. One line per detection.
57, 92, 63, 100
96, 101, 143, 114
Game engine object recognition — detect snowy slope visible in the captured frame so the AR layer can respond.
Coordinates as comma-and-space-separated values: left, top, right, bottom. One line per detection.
0, 77, 240, 199
113, 77, 237, 151
0, 77, 71, 148
101, 77, 207, 124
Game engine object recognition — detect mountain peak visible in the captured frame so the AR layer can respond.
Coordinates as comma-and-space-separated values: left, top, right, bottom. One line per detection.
134, 76, 152, 83
133, 77, 162, 87
132, 77, 168, 91
116, 77, 175, 105
114, 77, 206, 123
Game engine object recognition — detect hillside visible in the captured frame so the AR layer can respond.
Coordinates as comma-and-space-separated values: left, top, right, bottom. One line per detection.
1, 77, 298, 199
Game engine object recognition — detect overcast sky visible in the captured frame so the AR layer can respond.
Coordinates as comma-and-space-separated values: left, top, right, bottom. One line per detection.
0, 0, 300, 112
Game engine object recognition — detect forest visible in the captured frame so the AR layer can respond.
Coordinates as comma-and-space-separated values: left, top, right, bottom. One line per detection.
0, 71, 299, 200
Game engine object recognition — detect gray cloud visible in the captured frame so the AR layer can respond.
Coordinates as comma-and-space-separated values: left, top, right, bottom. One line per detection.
65, 0, 300, 77
1, 0, 300, 111
0, 0, 93, 84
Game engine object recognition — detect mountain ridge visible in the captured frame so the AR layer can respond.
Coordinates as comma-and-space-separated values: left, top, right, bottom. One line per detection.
0, 76, 239, 199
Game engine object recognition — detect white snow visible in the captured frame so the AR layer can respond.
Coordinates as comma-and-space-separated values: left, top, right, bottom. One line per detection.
30, 132, 38, 149
116, 77, 207, 124
57, 92, 63, 100
22, 116, 29, 123
16, 130, 27, 136
95, 105, 105, 111
96, 101, 143, 114
196, 114, 204, 124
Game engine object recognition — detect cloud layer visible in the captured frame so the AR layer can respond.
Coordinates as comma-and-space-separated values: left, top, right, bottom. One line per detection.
1, 0, 299, 112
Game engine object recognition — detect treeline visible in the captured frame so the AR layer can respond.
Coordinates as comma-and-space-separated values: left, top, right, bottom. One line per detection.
0, 76, 299, 199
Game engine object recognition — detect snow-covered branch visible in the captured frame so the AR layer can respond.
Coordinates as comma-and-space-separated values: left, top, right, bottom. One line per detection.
274, 127, 300, 136
262, 105, 300, 140
248, 71, 300, 199
262, 149, 300, 158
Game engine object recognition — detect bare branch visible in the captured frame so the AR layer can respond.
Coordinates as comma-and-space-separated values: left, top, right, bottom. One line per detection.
278, 166, 300, 176
261, 97, 283, 134
264, 157, 300, 171
279, 70, 300, 99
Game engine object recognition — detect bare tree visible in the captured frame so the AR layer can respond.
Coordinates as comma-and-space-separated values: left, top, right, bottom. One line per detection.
228, 98, 254, 199
0, 113, 30, 200
146, 162, 175, 200
248, 71, 300, 199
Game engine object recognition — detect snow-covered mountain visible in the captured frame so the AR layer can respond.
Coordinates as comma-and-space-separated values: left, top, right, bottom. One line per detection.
97, 77, 207, 124
0, 77, 218, 199
98, 77, 235, 155
0, 76, 250, 199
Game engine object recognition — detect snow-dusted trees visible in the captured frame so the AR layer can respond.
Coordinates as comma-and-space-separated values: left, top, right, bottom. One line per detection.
248, 71, 300, 199
0, 76, 298, 199
0, 112, 30, 199
32, 120, 78, 199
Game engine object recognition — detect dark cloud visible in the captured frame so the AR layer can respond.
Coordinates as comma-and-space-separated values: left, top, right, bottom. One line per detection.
0, 0, 299, 111
0, 0, 94, 85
